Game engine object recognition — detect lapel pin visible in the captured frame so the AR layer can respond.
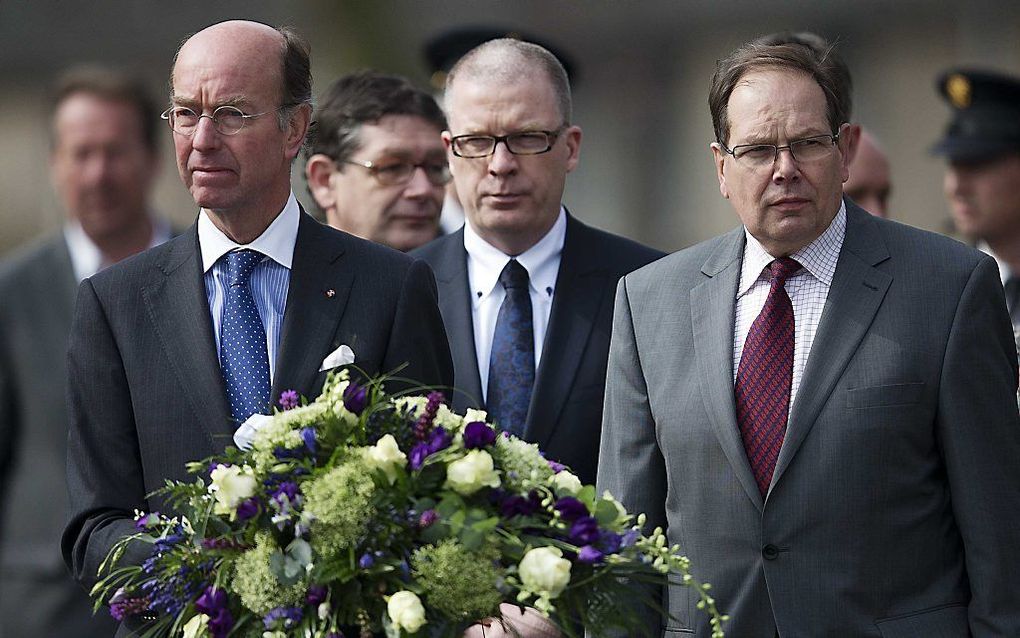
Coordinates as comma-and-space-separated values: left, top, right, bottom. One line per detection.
325, 289, 335, 298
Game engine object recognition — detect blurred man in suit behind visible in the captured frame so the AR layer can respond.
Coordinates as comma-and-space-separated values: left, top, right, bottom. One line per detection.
413, 38, 663, 486
599, 35, 1020, 636
0, 66, 169, 637
305, 70, 448, 251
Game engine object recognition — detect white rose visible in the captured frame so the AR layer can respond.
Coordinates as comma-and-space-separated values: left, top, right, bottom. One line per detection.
551, 470, 582, 496
365, 434, 407, 484
444, 450, 500, 495
182, 613, 209, 638
387, 590, 426, 633
208, 465, 257, 516
463, 408, 489, 424
519, 546, 572, 599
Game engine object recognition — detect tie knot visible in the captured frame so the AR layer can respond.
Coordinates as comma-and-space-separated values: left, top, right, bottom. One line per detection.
224, 249, 264, 285
499, 259, 530, 291
768, 257, 801, 283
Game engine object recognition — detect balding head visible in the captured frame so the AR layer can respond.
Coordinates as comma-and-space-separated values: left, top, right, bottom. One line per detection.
844, 129, 891, 218
446, 38, 572, 125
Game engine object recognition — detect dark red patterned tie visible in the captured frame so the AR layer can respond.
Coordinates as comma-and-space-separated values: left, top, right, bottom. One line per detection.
735, 257, 801, 495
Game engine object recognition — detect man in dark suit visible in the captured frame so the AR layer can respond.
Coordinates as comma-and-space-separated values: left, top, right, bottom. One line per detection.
412, 38, 662, 486
598, 36, 1020, 636
0, 67, 169, 638
61, 21, 452, 634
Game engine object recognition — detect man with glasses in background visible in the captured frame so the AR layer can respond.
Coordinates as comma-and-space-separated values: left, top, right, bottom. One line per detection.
305, 71, 448, 252
62, 21, 452, 632
598, 35, 1020, 636
413, 37, 663, 491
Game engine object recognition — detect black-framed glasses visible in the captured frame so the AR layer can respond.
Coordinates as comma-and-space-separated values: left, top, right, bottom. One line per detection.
720, 132, 841, 168
341, 158, 452, 187
160, 104, 291, 136
450, 127, 565, 158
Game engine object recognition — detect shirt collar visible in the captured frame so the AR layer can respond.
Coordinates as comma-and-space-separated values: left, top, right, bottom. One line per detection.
738, 199, 846, 296
64, 214, 173, 282
463, 206, 566, 300
198, 192, 300, 272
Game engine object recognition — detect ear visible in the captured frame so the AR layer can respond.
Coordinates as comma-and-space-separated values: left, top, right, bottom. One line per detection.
710, 142, 730, 199
563, 125, 582, 173
305, 154, 338, 210
284, 103, 313, 160
837, 123, 853, 184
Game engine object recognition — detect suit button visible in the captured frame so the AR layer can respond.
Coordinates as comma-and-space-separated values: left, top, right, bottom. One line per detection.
762, 544, 780, 560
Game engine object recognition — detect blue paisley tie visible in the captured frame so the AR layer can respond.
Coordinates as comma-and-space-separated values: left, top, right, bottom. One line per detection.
486, 259, 534, 437
220, 249, 271, 423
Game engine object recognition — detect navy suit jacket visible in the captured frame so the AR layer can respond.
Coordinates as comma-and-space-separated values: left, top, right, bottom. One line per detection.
412, 213, 663, 484
63, 213, 453, 634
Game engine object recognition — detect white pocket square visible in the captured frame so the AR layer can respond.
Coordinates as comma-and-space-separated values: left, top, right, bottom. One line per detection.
233, 413, 273, 451
319, 344, 355, 372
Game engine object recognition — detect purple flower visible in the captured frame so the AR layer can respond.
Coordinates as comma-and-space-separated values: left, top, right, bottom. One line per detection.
414, 391, 445, 440
500, 492, 541, 518
569, 516, 601, 546
554, 497, 589, 522
195, 586, 227, 614
599, 531, 623, 555
206, 607, 234, 638
620, 529, 640, 548
546, 457, 571, 473
463, 422, 497, 449
301, 426, 317, 454
409, 441, 430, 471
108, 589, 149, 621
134, 512, 160, 531
236, 497, 259, 521
263, 606, 303, 630
343, 382, 368, 415
358, 553, 375, 569
279, 389, 299, 410
272, 481, 300, 503
419, 509, 439, 528
427, 426, 452, 453
306, 584, 328, 606
577, 545, 605, 564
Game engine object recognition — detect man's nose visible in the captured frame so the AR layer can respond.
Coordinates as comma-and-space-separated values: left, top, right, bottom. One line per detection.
487, 140, 518, 176
191, 116, 222, 151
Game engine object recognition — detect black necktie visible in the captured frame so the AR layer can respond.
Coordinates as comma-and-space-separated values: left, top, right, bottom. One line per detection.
486, 260, 534, 437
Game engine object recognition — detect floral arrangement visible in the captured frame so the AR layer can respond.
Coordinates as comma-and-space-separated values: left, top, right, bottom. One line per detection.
92, 370, 726, 637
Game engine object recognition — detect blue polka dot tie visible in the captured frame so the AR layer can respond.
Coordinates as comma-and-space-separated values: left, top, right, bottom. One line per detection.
220, 249, 271, 424
487, 259, 534, 437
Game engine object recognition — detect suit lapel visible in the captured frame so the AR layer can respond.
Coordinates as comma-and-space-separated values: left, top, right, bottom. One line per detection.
526, 216, 606, 448
142, 226, 234, 443
431, 230, 484, 412
771, 205, 892, 490
271, 213, 353, 404
691, 227, 765, 510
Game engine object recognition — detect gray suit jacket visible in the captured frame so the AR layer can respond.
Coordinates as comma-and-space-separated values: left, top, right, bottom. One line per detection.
0, 234, 118, 637
62, 213, 453, 636
412, 214, 663, 484
598, 203, 1020, 637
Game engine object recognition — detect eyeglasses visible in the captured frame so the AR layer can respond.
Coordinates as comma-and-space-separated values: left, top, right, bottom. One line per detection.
720, 132, 841, 168
450, 127, 565, 158
160, 104, 291, 136
341, 158, 452, 187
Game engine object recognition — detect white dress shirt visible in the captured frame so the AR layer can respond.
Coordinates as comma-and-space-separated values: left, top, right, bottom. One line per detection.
63, 216, 172, 283
464, 207, 566, 402
733, 202, 846, 408
198, 193, 299, 381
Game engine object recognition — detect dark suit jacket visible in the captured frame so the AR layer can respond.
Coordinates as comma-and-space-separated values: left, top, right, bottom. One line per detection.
62, 213, 453, 629
412, 213, 663, 485
0, 235, 118, 637
599, 202, 1020, 636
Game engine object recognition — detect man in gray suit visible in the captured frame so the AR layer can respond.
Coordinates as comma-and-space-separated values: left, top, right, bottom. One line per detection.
598, 37, 1020, 636
0, 67, 168, 637
62, 21, 452, 635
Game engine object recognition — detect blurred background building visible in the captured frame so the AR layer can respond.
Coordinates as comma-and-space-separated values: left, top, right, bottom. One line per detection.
1, 0, 1018, 254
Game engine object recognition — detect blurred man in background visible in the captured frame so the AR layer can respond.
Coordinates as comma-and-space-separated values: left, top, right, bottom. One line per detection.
304, 70, 448, 251
844, 128, 891, 218
935, 69, 1020, 329
0, 66, 168, 638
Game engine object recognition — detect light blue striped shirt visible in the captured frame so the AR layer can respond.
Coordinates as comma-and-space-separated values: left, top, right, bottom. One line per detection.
197, 194, 299, 381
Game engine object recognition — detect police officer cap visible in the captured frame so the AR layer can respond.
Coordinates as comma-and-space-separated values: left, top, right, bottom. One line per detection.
932, 68, 1020, 162
422, 26, 576, 91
